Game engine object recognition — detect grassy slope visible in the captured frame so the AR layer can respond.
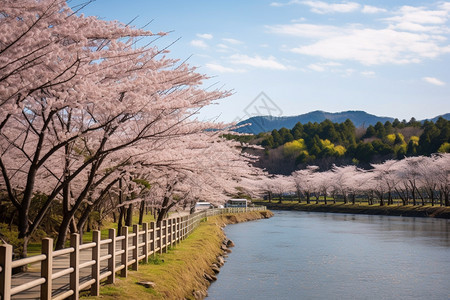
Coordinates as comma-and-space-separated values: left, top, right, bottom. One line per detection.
82, 211, 273, 300
254, 201, 450, 219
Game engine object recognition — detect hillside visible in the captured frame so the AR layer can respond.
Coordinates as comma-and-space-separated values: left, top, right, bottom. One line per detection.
235, 110, 449, 134
227, 116, 450, 175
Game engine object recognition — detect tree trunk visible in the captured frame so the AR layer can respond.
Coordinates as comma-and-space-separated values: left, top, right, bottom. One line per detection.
157, 208, 167, 223
118, 207, 125, 236
379, 193, 384, 206
55, 215, 72, 249
125, 203, 133, 226
429, 188, 434, 206
139, 200, 145, 225
415, 187, 424, 206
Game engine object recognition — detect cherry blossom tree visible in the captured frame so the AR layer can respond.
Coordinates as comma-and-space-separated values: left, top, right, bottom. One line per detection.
292, 166, 319, 204
1, 0, 232, 254
330, 165, 361, 204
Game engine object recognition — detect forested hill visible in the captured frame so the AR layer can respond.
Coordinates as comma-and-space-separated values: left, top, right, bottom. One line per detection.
235, 110, 450, 134
225, 117, 450, 175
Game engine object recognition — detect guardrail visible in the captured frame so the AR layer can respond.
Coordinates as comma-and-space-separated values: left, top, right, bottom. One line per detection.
0, 206, 266, 300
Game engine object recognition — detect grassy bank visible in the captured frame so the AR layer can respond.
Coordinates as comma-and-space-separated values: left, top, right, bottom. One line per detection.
253, 201, 450, 219
82, 210, 273, 300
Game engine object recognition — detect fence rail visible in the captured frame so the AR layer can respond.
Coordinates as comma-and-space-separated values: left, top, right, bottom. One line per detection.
0, 206, 266, 300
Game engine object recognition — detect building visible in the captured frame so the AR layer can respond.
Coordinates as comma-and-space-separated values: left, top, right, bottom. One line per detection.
225, 199, 248, 208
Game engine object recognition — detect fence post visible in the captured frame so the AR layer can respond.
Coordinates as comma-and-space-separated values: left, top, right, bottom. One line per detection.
41, 238, 53, 300
176, 217, 180, 244
70, 233, 80, 300
173, 218, 177, 245
180, 217, 184, 240
91, 230, 101, 296
185, 216, 188, 238
150, 222, 155, 257
0, 244, 12, 300
121, 226, 128, 277
157, 222, 162, 254
132, 225, 138, 271
163, 220, 168, 253
187, 216, 191, 236
167, 219, 172, 247
107, 228, 116, 284
143, 223, 149, 264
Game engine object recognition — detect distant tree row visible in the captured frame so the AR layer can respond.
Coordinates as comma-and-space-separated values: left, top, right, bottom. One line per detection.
253, 154, 450, 207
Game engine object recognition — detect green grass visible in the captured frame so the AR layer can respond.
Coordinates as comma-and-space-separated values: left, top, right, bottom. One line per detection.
254, 200, 450, 218
82, 215, 227, 300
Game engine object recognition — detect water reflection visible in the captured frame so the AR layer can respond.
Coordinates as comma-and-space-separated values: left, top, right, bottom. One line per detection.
208, 211, 450, 300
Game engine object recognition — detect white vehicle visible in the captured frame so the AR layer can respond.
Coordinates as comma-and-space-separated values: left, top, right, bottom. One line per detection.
194, 202, 213, 211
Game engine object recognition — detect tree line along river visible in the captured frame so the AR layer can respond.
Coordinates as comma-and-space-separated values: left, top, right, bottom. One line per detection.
208, 210, 450, 300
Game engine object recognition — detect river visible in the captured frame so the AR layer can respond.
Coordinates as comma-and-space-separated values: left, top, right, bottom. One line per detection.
207, 210, 450, 300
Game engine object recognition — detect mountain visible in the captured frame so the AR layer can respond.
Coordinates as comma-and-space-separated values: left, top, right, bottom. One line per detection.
235, 110, 450, 134
429, 113, 450, 123
235, 110, 393, 134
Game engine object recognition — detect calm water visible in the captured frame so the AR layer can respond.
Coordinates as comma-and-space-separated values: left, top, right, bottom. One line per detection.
207, 211, 450, 300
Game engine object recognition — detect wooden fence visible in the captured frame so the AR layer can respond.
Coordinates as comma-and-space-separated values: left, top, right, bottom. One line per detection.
0, 206, 266, 300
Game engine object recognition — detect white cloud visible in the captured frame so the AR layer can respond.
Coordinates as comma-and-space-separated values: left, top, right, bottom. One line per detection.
190, 39, 208, 48
269, 3, 450, 66
308, 64, 325, 72
270, 0, 301, 7
385, 5, 449, 25
291, 17, 306, 23
362, 5, 387, 14
290, 27, 448, 65
266, 23, 342, 38
301, 1, 360, 14
389, 22, 441, 33
423, 76, 446, 86
229, 54, 288, 70
197, 33, 213, 39
216, 43, 233, 53
267, 3, 450, 68
308, 61, 342, 72
222, 38, 243, 45
361, 71, 376, 77
206, 63, 246, 73
440, 2, 450, 12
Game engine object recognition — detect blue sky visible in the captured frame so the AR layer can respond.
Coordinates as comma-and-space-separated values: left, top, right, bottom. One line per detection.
77, 0, 450, 123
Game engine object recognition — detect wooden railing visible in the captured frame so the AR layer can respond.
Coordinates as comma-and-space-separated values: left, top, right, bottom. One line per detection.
0, 206, 266, 300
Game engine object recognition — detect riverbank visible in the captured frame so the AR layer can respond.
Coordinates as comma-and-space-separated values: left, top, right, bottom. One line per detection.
82, 210, 273, 300
253, 201, 450, 219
